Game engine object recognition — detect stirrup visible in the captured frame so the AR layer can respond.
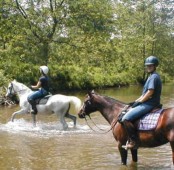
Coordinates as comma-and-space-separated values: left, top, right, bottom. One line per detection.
122, 140, 137, 150
31, 109, 37, 115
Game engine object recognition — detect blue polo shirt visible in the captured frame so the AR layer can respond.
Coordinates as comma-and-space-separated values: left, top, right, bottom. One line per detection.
142, 72, 162, 106
40, 76, 49, 92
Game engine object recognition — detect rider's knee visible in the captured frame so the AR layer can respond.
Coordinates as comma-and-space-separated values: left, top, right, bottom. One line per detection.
27, 97, 34, 103
27, 96, 31, 102
121, 118, 129, 123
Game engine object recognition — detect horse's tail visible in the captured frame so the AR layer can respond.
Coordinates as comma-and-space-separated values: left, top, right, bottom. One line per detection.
69, 96, 82, 112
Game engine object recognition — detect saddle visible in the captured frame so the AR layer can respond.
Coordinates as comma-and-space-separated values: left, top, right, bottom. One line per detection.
138, 107, 163, 131
118, 104, 163, 131
35, 95, 52, 105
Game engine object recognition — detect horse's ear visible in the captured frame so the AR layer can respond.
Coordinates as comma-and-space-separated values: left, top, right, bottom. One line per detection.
13, 79, 17, 82
91, 90, 95, 94
88, 90, 95, 98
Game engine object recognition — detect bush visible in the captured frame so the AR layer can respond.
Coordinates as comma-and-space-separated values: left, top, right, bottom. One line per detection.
0, 70, 9, 87
49, 64, 140, 91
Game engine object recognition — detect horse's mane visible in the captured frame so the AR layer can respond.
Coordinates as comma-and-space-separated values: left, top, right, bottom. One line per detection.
13, 80, 31, 91
103, 95, 127, 106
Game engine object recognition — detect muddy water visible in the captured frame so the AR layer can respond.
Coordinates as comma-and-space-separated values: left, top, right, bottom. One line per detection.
0, 84, 174, 170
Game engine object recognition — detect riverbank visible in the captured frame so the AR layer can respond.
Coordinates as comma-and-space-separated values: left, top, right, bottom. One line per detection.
0, 86, 18, 106
1, 64, 173, 98
48, 65, 173, 91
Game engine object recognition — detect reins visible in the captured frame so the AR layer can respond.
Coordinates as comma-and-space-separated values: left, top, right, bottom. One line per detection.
84, 105, 129, 134
84, 115, 116, 134
88, 115, 106, 131
84, 114, 120, 134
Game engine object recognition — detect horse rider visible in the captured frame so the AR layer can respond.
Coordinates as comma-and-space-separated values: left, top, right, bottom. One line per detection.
27, 66, 49, 115
121, 56, 162, 149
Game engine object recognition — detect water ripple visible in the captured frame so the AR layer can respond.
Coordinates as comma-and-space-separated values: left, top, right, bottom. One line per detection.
0, 119, 93, 137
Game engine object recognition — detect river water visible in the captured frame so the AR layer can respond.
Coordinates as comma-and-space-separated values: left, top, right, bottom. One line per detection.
0, 84, 174, 170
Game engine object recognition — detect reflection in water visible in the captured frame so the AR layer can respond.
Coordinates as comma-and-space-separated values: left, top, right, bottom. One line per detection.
0, 84, 174, 170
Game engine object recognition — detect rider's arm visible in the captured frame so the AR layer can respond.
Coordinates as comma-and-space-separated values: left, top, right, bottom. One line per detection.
31, 81, 41, 89
137, 89, 154, 103
135, 95, 143, 102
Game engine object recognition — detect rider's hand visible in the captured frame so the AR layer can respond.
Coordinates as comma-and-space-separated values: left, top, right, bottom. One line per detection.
128, 102, 135, 106
131, 101, 142, 108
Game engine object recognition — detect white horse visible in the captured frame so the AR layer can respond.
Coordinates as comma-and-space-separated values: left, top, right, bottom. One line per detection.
6, 80, 82, 129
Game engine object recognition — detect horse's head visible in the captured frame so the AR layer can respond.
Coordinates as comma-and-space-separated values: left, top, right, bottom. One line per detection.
78, 90, 99, 118
6, 80, 17, 98
6, 80, 29, 98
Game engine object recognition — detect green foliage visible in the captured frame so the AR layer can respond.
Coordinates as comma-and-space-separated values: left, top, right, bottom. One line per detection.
0, 0, 174, 90
49, 64, 139, 90
0, 70, 9, 87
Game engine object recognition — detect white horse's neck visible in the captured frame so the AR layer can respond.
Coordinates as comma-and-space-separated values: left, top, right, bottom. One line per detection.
13, 81, 32, 98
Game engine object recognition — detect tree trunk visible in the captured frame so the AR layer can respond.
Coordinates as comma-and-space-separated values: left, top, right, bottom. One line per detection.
41, 42, 49, 65
142, 2, 146, 83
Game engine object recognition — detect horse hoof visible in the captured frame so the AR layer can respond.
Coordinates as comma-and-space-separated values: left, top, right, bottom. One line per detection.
63, 126, 68, 131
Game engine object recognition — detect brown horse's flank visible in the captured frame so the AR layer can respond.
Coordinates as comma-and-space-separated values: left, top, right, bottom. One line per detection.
78, 92, 174, 165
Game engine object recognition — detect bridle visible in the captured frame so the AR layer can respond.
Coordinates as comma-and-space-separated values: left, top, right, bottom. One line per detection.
7, 83, 15, 97
80, 99, 91, 118
7, 83, 26, 96
81, 99, 121, 134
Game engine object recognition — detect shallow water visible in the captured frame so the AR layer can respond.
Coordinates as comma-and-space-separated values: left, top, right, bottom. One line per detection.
0, 84, 174, 170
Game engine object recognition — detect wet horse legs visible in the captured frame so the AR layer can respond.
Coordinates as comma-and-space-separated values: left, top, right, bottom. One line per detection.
118, 143, 138, 165
167, 130, 174, 164
170, 142, 174, 164
65, 113, 77, 127
118, 143, 128, 165
11, 109, 27, 122
131, 149, 138, 163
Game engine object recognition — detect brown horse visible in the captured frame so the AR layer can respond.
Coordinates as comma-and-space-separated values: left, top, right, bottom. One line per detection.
78, 91, 174, 165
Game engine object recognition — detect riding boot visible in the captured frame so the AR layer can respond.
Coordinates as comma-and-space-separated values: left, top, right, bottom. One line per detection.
28, 99, 38, 115
122, 120, 137, 149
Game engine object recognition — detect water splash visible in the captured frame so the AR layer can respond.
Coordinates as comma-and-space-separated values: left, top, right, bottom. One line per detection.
0, 119, 92, 138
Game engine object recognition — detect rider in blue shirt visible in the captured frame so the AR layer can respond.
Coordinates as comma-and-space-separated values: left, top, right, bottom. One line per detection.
121, 56, 162, 149
27, 66, 49, 115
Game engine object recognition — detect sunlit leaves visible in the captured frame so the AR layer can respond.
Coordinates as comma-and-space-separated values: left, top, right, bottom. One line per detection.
0, 0, 173, 89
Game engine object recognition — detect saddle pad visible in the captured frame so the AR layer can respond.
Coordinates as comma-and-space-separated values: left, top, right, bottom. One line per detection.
35, 95, 52, 105
138, 109, 163, 131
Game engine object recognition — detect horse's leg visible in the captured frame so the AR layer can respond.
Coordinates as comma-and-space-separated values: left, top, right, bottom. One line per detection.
130, 149, 138, 163
11, 109, 26, 122
170, 142, 174, 164
167, 130, 174, 164
118, 143, 128, 165
65, 113, 77, 127
60, 113, 68, 130
31, 114, 36, 127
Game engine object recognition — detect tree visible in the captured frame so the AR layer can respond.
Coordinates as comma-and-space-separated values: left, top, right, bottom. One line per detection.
0, 0, 173, 89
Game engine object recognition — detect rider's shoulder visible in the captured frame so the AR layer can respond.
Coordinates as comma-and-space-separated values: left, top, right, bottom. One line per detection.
150, 72, 160, 79
40, 76, 48, 80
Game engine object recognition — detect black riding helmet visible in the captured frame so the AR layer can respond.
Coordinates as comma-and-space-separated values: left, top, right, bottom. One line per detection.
145, 56, 159, 67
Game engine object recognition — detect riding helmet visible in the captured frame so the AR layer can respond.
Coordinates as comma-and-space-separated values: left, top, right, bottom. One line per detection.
145, 56, 159, 66
40, 66, 49, 75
